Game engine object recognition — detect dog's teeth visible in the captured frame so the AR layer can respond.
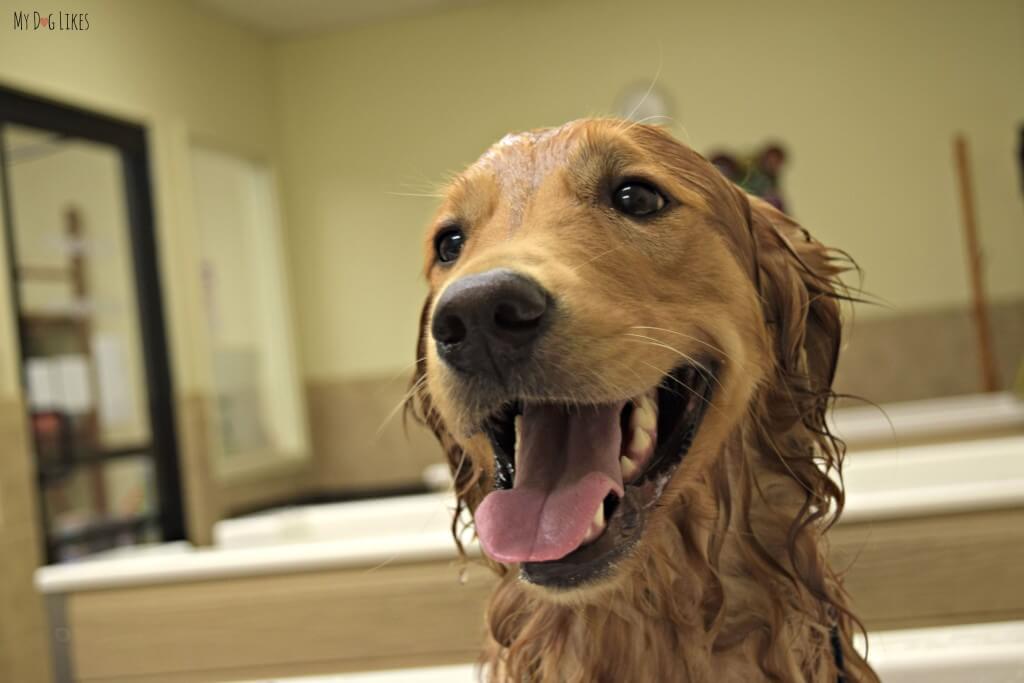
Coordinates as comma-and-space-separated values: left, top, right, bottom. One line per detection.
514, 414, 522, 447
591, 504, 606, 534
582, 504, 607, 545
632, 397, 657, 432
630, 427, 652, 457
620, 455, 639, 482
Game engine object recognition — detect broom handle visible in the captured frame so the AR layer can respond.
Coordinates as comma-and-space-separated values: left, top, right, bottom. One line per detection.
953, 134, 999, 392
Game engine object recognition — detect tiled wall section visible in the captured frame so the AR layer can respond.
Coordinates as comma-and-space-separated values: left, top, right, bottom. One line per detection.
0, 398, 52, 683
306, 376, 444, 491
178, 393, 322, 535
836, 299, 1024, 404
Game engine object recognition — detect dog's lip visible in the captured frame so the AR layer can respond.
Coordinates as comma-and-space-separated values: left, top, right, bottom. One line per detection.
481, 363, 716, 589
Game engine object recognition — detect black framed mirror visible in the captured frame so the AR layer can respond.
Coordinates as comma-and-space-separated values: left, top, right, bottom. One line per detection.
0, 86, 184, 562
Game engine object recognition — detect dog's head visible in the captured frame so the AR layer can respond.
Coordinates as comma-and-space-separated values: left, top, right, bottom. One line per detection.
410, 119, 846, 596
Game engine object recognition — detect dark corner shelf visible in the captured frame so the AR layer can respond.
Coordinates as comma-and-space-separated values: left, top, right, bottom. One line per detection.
37, 444, 150, 485
48, 513, 158, 550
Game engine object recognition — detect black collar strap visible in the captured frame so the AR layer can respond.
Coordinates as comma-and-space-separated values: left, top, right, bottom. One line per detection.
830, 625, 846, 682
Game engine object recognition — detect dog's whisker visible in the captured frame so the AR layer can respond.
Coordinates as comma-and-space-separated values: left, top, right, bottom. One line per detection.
377, 356, 428, 395
627, 114, 676, 129
534, 347, 650, 407
621, 51, 664, 125
622, 334, 723, 388
375, 374, 429, 439
636, 359, 720, 416
627, 326, 733, 362
568, 245, 626, 273
391, 174, 451, 196
386, 191, 445, 199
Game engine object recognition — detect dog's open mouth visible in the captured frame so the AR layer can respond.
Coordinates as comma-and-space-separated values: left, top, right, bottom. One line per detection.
475, 362, 715, 589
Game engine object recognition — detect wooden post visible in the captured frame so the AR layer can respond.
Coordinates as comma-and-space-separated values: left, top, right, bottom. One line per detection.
953, 134, 999, 392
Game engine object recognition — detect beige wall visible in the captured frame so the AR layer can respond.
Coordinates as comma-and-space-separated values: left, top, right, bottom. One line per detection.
0, 398, 51, 683
273, 0, 1024, 380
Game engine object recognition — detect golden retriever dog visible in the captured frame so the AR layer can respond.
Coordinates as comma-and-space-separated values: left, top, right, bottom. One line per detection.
408, 119, 878, 682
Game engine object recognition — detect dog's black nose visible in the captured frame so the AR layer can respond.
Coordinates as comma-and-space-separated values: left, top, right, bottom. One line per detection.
432, 269, 551, 375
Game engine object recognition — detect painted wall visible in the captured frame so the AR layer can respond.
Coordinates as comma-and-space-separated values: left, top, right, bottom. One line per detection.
273, 0, 1024, 380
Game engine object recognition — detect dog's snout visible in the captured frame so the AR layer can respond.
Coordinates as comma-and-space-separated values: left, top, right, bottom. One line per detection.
432, 268, 551, 375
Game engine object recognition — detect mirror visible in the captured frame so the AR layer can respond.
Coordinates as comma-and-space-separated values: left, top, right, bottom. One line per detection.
188, 145, 309, 478
1, 121, 179, 561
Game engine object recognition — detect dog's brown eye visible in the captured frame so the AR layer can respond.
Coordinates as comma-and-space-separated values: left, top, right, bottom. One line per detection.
435, 228, 465, 263
612, 182, 667, 217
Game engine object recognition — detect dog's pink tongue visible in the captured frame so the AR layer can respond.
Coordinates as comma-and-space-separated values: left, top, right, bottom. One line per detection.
476, 402, 626, 563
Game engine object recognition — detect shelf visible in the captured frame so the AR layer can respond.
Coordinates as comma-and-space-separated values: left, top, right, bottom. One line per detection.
20, 311, 90, 325
17, 264, 73, 281
37, 443, 150, 484
48, 513, 158, 549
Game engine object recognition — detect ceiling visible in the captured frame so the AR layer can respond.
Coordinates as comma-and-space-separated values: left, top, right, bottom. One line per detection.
192, 0, 494, 36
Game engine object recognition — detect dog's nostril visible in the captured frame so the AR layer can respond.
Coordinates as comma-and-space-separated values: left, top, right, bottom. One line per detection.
434, 313, 467, 345
494, 300, 544, 332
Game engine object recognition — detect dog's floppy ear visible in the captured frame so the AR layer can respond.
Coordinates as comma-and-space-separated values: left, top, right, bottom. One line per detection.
737, 192, 874, 682
743, 194, 847, 427
406, 295, 485, 557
